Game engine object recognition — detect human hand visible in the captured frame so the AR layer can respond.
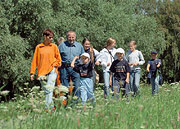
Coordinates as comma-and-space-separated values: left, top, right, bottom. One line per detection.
74, 56, 79, 60
133, 62, 139, 66
30, 74, 34, 81
157, 63, 161, 68
147, 69, 150, 72
107, 62, 110, 66
58, 62, 62, 68
125, 78, 129, 84
129, 63, 133, 66
95, 61, 100, 65
90, 47, 93, 54
109, 79, 112, 86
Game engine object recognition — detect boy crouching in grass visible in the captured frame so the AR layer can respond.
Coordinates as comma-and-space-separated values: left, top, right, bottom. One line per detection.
71, 47, 96, 109
110, 48, 131, 100
147, 51, 161, 95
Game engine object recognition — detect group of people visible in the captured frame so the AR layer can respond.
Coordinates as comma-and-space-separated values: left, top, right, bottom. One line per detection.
30, 29, 162, 111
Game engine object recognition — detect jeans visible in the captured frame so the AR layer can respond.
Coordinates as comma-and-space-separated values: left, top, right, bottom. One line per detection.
113, 79, 129, 99
80, 78, 96, 105
40, 68, 57, 109
129, 69, 141, 95
60, 66, 80, 97
150, 75, 159, 95
103, 71, 110, 97
91, 69, 96, 90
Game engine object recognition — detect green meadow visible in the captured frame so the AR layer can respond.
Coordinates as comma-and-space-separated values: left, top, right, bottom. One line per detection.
0, 83, 179, 129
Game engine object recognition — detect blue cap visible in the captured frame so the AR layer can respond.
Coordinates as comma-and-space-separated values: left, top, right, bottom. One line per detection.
151, 51, 158, 54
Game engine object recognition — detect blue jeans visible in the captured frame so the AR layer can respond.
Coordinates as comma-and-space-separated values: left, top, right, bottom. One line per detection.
113, 79, 129, 99
40, 68, 57, 109
60, 66, 80, 97
103, 71, 110, 97
80, 78, 96, 105
129, 69, 141, 94
150, 75, 159, 95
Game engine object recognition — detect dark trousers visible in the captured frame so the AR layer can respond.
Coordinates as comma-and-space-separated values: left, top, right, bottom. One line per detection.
59, 66, 80, 97
113, 79, 129, 99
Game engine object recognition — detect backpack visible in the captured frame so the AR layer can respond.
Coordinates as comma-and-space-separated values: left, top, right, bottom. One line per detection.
149, 59, 163, 85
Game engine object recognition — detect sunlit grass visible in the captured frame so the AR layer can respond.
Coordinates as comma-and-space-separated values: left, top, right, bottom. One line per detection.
0, 83, 180, 129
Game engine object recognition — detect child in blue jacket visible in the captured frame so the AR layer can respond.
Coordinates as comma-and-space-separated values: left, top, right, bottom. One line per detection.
147, 51, 161, 95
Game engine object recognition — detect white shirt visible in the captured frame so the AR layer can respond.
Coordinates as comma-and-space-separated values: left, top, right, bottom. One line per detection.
97, 48, 117, 72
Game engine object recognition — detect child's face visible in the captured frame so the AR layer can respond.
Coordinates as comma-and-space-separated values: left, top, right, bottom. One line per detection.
116, 53, 124, 60
109, 41, 116, 49
83, 40, 91, 50
151, 54, 157, 59
129, 42, 136, 51
81, 56, 89, 64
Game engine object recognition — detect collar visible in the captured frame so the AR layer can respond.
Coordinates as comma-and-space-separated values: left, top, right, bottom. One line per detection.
39, 42, 53, 47
65, 41, 76, 47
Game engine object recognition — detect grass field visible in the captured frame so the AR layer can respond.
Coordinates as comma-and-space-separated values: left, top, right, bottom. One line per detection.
0, 83, 180, 129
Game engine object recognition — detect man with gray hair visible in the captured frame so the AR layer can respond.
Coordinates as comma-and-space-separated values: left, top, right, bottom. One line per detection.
58, 31, 84, 98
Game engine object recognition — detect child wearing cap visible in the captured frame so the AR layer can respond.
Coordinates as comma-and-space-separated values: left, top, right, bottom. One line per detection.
147, 51, 161, 95
71, 47, 96, 108
110, 48, 131, 99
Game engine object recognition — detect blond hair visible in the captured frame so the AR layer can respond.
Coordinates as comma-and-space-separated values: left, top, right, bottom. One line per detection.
104, 38, 116, 48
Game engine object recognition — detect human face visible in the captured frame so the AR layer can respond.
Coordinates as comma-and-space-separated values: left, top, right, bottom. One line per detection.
67, 32, 76, 44
110, 41, 116, 49
116, 53, 124, 60
83, 40, 91, 50
81, 56, 89, 64
44, 34, 53, 43
151, 54, 157, 60
129, 42, 136, 52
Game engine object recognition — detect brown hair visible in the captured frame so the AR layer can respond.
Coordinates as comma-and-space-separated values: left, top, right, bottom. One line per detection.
42, 29, 54, 37
104, 38, 116, 48
129, 40, 136, 45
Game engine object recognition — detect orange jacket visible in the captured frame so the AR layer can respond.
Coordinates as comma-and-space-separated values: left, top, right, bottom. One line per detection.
30, 43, 61, 78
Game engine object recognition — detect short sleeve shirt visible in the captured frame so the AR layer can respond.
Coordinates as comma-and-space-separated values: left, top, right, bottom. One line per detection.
148, 59, 161, 72
110, 59, 131, 81
73, 62, 93, 78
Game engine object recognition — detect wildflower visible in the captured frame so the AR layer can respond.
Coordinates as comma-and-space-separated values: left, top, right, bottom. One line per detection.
0, 90, 10, 96
73, 96, 78, 100
138, 105, 143, 112
140, 125, 145, 129
17, 116, 26, 121
31, 86, 40, 91
24, 82, 29, 86
33, 109, 42, 113
45, 85, 54, 91
59, 85, 69, 93
38, 75, 47, 81
59, 96, 66, 101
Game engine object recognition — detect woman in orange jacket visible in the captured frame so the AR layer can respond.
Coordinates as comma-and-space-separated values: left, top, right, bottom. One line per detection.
30, 29, 61, 110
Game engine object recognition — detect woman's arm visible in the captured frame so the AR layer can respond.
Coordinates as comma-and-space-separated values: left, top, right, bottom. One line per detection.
90, 47, 94, 63
138, 51, 145, 65
30, 46, 38, 81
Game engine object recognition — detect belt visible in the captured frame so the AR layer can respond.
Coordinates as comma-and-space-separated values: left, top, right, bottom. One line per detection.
62, 63, 71, 67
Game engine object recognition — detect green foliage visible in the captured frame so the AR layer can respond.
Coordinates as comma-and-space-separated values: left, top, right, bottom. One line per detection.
138, 0, 180, 82
0, 34, 31, 88
0, 0, 169, 91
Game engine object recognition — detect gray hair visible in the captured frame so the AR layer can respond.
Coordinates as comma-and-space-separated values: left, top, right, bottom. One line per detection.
66, 30, 76, 38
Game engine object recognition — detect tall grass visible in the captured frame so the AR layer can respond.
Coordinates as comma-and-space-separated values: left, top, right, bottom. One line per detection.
0, 83, 180, 129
